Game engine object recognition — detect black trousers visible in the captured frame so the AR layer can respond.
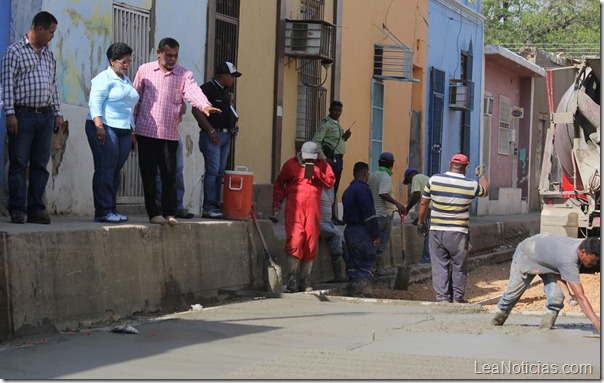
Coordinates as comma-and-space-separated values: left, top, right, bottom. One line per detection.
330, 155, 344, 219
136, 135, 178, 219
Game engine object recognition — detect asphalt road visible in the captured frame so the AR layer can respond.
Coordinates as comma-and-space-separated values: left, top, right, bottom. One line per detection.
0, 293, 599, 379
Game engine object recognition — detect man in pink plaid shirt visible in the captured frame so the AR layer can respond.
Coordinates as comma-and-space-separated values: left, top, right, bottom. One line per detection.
133, 37, 220, 226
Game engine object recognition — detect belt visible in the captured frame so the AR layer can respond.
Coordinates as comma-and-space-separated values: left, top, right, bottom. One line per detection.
14, 105, 53, 113
221, 128, 229, 133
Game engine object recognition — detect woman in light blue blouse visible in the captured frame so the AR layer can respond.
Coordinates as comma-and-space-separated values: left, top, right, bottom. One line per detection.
86, 43, 139, 223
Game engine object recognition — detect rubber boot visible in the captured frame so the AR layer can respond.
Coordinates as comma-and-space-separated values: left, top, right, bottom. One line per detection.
298, 260, 314, 292
491, 309, 508, 326
539, 310, 558, 330
331, 256, 348, 283
285, 255, 300, 293
347, 278, 370, 297
346, 278, 364, 297
374, 253, 392, 276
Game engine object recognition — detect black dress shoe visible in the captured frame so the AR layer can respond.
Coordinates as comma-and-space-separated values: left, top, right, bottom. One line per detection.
27, 211, 51, 224
175, 208, 194, 219
10, 211, 25, 224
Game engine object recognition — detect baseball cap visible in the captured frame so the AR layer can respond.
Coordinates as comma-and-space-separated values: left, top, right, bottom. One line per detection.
379, 152, 395, 162
403, 168, 417, 184
301, 141, 319, 160
451, 153, 469, 165
216, 61, 242, 77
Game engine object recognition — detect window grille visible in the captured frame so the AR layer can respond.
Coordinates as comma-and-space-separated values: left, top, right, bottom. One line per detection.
216, 0, 240, 18
213, 1, 239, 91
301, 0, 324, 20
210, 0, 240, 168
296, 83, 327, 145
498, 95, 512, 155
113, 3, 150, 203
294, 0, 327, 149
369, 80, 384, 173
113, 4, 149, 81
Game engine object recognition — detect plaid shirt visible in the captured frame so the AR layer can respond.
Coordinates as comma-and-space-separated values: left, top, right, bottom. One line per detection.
1, 35, 61, 116
133, 60, 211, 140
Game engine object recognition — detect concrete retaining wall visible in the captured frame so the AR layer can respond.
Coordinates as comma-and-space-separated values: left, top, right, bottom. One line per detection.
0, 214, 540, 341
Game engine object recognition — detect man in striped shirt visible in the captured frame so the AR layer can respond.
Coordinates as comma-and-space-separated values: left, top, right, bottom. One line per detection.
1, 11, 63, 225
417, 154, 489, 303
133, 37, 220, 226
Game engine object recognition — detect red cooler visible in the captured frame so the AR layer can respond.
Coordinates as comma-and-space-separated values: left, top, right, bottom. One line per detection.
223, 166, 254, 220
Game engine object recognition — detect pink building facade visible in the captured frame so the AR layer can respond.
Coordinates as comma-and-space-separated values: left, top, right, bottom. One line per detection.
479, 45, 545, 215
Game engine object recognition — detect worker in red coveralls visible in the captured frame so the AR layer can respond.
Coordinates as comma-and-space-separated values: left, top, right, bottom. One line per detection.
272, 141, 335, 293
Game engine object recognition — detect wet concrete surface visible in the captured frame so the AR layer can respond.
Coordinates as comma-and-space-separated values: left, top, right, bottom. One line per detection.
0, 293, 599, 380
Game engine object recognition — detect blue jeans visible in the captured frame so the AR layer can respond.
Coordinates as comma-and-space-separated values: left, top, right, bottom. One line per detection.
199, 130, 230, 212
7, 109, 54, 215
497, 250, 564, 315
320, 220, 348, 261
376, 214, 393, 255
156, 137, 185, 210
85, 121, 132, 218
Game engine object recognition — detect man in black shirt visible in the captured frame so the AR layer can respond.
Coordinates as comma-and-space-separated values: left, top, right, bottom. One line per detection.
193, 62, 242, 218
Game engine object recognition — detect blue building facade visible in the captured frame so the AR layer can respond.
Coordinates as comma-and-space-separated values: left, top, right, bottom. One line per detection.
425, 0, 484, 178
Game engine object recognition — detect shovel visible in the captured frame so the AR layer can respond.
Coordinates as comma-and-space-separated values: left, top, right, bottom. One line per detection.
250, 206, 283, 293
394, 213, 411, 290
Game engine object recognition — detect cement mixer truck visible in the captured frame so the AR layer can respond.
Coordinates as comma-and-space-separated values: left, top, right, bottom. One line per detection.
539, 57, 600, 238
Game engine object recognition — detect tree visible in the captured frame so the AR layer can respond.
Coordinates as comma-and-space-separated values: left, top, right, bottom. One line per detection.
482, 0, 600, 58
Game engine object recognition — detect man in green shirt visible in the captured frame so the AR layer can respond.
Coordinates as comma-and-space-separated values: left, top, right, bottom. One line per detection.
312, 100, 351, 225
403, 168, 431, 264
368, 152, 406, 276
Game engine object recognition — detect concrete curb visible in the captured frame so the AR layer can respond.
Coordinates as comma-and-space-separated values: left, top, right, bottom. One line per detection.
0, 213, 540, 342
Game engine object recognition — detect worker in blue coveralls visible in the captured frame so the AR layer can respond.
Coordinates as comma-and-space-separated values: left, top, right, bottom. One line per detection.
341, 161, 381, 297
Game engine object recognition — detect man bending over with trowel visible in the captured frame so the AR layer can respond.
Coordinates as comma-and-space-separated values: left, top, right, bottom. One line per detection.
492, 234, 600, 332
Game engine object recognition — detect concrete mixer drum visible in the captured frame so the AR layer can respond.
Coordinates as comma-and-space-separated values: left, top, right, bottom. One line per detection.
539, 57, 600, 238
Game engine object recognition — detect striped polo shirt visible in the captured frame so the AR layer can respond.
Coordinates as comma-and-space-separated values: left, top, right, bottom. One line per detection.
368, 168, 396, 217
422, 171, 485, 233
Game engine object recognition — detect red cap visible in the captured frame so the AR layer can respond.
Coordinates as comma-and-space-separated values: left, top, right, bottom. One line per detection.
451, 154, 469, 165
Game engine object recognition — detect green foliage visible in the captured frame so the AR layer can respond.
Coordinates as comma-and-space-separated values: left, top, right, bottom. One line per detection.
482, 0, 600, 58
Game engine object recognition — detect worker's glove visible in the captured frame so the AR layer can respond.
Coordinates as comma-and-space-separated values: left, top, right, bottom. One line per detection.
417, 223, 428, 238
475, 164, 486, 178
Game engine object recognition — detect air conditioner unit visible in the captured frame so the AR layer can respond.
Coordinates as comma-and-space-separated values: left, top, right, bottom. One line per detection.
448, 79, 474, 111
284, 19, 334, 61
484, 96, 494, 116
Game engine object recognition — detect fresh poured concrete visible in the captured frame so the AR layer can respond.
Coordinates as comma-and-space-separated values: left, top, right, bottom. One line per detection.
0, 294, 599, 379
